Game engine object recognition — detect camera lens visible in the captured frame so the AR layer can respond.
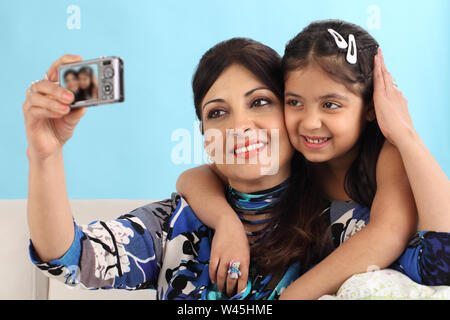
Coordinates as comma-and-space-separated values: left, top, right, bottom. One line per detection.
103, 82, 113, 94
104, 67, 114, 79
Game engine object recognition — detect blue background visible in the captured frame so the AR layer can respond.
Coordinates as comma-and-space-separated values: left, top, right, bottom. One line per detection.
1, 0, 449, 199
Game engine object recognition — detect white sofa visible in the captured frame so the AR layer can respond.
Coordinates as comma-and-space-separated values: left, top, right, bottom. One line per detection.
0, 199, 158, 300
4, 199, 449, 300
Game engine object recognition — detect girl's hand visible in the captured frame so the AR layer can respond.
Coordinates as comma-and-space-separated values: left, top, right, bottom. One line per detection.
209, 215, 250, 297
23, 54, 87, 161
373, 49, 415, 147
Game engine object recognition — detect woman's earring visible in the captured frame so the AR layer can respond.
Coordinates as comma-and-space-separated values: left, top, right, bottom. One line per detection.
206, 153, 214, 164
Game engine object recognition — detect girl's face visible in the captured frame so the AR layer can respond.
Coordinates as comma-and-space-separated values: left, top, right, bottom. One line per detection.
64, 73, 79, 93
284, 63, 368, 167
78, 72, 91, 90
201, 64, 293, 191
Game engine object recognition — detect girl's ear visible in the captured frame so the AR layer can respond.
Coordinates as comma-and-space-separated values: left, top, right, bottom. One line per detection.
366, 102, 376, 122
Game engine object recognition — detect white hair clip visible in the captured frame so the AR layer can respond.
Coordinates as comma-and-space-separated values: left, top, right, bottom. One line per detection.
327, 28, 357, 64
327, 28, 348, 49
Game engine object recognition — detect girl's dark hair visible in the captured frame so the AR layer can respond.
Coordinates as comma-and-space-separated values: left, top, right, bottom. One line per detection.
282, 19, 385, 208
251, 20, 386, 273
192, 38, 284, 122
252, 150, 334, 274
78, 66, 96, 98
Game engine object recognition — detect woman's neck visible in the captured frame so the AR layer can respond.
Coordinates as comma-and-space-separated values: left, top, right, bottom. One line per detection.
226, 172, 291, 245
228, 164, 291, 194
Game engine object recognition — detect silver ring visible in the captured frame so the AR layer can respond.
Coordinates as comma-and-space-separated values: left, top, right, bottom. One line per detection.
392, 78, 398, 88
27, 80, 40, 96
44, 73, 60, 85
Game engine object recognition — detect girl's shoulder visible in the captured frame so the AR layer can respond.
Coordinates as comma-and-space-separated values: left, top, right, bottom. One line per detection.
329, 199, 370, 225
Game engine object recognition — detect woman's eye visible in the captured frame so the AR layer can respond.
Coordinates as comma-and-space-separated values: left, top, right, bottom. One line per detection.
251, 98, 271, 107
207, 109, 226, 119
286, 99, 303, 107
323, 102, 340, 109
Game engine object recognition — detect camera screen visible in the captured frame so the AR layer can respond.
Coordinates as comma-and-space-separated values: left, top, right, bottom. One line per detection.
60, 64, 99, 103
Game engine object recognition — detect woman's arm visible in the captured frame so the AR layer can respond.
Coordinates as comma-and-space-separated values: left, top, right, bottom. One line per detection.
279, 142, 417, 299
30, 197, 177, 290
24, 55, 88, 262
176, 164, 250, 295
27, 149, 75, 262
373, 49, 450, 232
25, 55, 164, 290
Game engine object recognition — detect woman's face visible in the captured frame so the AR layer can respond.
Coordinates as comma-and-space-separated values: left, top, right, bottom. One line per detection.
78, 72, 91, 90
284, 63, 367, 167
64, 73, 79, 93
201, 64, 293, 191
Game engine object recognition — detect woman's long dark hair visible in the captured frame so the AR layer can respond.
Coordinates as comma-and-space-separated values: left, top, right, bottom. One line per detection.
192, 38, 284, 122
254, 20, 386, 273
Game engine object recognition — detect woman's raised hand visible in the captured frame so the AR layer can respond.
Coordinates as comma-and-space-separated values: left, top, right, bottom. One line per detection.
23, 54, 87, 161
373, 49, 415, 147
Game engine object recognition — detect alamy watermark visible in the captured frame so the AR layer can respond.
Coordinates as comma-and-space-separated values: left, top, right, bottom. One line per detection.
171, 121, 281, 175
66, 5, 81, 30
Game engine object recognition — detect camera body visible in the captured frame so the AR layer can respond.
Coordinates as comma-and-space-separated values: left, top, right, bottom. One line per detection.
58, 56, 124, 108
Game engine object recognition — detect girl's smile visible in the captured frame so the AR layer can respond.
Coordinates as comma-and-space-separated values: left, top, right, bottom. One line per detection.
284, 62, 366, 165
301, 135, 332, 150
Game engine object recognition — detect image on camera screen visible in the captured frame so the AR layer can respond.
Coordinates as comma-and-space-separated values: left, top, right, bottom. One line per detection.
60, 64, 99, 103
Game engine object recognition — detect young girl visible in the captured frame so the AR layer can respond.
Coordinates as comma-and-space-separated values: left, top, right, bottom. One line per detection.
176, 20, 450, 299
77, 66, 98, 100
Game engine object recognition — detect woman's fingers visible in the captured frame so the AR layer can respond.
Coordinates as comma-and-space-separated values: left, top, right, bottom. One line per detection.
46, 54, 82, 82
379, 50, 395, 93
25, 92, 71, 116
373, 50, 385, 93
30, 80, 75, 105
26, 105, 67, 121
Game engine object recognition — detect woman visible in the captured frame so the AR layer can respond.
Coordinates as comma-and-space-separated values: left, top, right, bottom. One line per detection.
23, 39, 306, 299
62, 69, 79, 96
63, 69, 84, 102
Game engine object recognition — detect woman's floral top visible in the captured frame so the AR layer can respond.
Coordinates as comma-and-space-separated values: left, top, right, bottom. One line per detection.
29, 194, 450, 299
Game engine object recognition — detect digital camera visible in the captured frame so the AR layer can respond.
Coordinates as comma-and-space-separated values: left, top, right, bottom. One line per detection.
58, 56, 124, 108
